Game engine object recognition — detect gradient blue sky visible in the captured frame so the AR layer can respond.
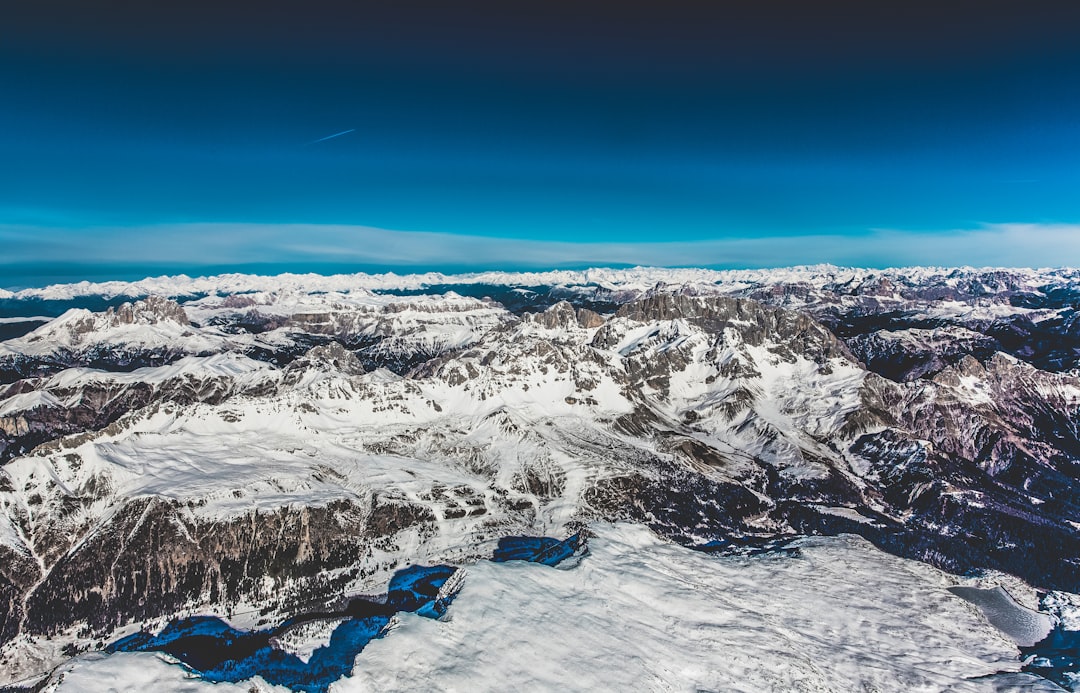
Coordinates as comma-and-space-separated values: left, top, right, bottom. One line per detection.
2, 0, 1080, 285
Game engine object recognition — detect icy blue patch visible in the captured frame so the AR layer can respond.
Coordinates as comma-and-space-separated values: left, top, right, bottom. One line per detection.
107, 566, 449, 693
491, 533, 582, 566
106, 533, 584, 692
385, 564, 456, 612
691, 535, 800, 558
108, 612, 392, 693
1022, 627, 1080, 692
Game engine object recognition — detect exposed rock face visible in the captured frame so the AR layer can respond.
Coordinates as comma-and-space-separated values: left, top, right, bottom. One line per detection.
22, 498, 402, 637
1, 268, 1080, 677
848, 326, 998, 381
830, 352, 1080, 587
105, 296, 190, 328
600, 293, 852, 363
0, 292, 511, 384
285, 342, 366, 378
730, 269, 1080, 375
25, 297, 190, 347
0, 543, 40, 646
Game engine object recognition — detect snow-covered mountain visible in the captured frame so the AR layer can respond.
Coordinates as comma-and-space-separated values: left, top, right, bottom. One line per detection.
1, 266, 1079, 691
0, 291, 510, 384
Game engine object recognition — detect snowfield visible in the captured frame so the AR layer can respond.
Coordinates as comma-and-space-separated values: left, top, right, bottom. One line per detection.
44, 525, 1058, 692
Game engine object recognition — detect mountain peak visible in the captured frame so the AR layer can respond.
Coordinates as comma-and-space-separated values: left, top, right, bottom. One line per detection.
104, 296, 190, 327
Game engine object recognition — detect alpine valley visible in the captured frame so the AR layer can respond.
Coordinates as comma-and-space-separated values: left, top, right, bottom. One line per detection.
1, 265, 1079, 692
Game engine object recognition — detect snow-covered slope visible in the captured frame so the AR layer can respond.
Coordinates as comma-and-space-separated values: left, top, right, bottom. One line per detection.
0, 353, 280, 462
39, 525, 1060, 693
0, 291, 511, 385
1, 296, 218, 357
185, 288, 511, 372
352, 524, 1057, 693
0, 297, 256, 388
1, 267, 1079, 691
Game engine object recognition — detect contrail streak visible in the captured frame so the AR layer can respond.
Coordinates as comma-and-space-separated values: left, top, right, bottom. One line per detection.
309, 128, 356, 144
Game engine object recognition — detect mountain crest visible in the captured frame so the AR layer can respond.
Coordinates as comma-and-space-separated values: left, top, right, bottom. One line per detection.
104, 296, 189, 327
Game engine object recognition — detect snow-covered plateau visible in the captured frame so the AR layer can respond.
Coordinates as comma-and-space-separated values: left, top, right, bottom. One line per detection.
1, 266, 1079, 691
36, 525, 1064, 693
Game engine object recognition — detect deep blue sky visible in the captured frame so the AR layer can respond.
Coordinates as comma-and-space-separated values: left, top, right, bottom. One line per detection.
3, 0, 1080, 284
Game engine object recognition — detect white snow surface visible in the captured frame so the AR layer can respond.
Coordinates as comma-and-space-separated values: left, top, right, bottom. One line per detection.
0, 316, 51, 324
44, 525, 1060, 693
0, 306, 231, 358
349, 525, 1042, 693
43, 352, 276, 389
41, 651, 268, 693
1044, 591, 1080, 631
0, 390, 62, 417
948, 586, 1053, 647
183, 289, 511, 347
0, 289, 511, 365
0, 292, 870, 541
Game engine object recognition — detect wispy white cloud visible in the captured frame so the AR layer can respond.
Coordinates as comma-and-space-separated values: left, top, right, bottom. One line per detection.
1, 222, 1078, 269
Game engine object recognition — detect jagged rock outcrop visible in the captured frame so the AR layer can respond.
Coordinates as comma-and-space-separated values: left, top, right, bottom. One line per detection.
285, 342, 366, 378
18, 495, 443, 638
848, 326, 998, 381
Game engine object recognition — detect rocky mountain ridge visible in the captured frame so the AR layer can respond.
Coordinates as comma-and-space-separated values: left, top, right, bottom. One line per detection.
0, 267, 1078, 688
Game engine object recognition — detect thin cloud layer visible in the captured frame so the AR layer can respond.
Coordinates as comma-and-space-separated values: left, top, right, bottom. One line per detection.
1, 222, 1078, 272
